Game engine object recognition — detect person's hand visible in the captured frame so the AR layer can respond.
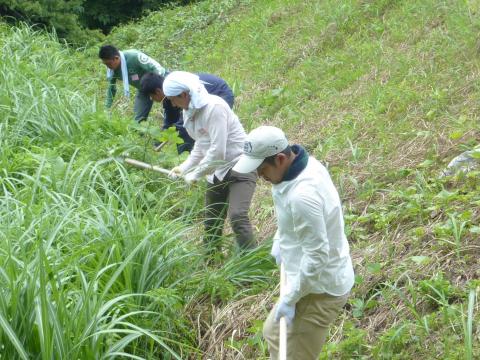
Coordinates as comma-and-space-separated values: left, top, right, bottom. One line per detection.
274, 298, 296, 325
270, 239, 282, 265
184, 172, 198, 185
168, 166, 183, 180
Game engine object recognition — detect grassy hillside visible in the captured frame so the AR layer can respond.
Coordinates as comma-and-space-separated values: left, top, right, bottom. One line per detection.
108, 0, 480, 358
1, 0, 479, 358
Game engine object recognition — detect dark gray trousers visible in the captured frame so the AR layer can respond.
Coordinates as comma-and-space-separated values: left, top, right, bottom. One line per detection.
133, 90, 153, 123
204, 169, 257, 251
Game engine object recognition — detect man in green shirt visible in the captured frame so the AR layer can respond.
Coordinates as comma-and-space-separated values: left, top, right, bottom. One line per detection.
99, 45, 166, 123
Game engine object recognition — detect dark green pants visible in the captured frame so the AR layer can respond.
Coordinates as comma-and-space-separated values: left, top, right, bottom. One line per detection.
133, 90, 153, 123
204, 169, 257, 251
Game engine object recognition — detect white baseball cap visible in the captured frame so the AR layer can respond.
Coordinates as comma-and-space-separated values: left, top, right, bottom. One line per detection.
233, 126, 289, 173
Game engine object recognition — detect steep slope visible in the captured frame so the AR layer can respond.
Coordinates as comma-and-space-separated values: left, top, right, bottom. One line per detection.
1, 0, 476, 358
108, 0, 480, 358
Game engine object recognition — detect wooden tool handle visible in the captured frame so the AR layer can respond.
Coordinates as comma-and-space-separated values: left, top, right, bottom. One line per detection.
124, 157, 172, 176
279, 262, 287, 360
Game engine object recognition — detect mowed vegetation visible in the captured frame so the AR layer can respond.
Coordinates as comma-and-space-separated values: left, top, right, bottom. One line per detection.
1, 0, 479, 359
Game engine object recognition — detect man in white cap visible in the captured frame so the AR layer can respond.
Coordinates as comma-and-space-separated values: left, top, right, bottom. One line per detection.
233, 126, 354, 359
163, 71, 257, 254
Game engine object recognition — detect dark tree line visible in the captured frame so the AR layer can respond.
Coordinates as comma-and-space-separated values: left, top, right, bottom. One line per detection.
0, 0, 195, 44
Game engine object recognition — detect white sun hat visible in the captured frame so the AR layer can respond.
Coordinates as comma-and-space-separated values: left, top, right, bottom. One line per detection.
233, 126, 289, 173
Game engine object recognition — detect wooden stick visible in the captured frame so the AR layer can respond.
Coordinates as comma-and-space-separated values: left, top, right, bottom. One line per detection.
123, 157, 172, 176
153, 141, 167, 152
279, 262, 287, 360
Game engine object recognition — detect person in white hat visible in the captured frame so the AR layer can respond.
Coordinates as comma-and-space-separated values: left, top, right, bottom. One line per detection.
233, 126, 354, 360
163, 71, 257, 255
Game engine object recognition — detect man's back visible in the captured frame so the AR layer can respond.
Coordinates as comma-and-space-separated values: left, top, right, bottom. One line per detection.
110, 50, 165, 90
198, 73, 235, 108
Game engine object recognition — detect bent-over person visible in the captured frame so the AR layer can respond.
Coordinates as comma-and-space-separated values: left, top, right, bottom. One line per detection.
233, 126, 354, 359
140, 71, 234, 153
99, 45, 166, 123
164, 71, 257, 255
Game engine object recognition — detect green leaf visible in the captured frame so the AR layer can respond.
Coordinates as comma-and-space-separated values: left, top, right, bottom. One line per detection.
410, 256, 431, 265
469, 226, 480, 234
448, 131, 463, 140
418, 159, 433, 168
367, 263, 382, 274
271, 87, 284, 97
355, 275, 364, 285
470, 150, 480, 159
0, 311, 29, 360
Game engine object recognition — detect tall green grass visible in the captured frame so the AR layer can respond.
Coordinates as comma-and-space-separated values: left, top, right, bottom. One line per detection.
0, 23, 275, 359
0, 158, 201, 357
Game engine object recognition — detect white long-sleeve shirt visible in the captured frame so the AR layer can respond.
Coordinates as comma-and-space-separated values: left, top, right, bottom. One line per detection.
273, 156, 354, 305
178, 94, 246, 183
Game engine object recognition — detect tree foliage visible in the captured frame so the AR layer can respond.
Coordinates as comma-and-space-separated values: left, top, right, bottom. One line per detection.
0, 0, 196, 44
0, 0, 101, 44
81, 0, 194, 33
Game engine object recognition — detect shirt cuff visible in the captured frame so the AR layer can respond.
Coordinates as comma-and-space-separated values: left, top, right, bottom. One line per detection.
283, 291, 300, 306
178, 161, 193, 174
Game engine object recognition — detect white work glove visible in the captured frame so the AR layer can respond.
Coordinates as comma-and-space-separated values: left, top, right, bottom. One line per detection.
168, 166, 183, 180
274, 298, 296, 325
270, 239, 282, 265
184, 172, 199, 185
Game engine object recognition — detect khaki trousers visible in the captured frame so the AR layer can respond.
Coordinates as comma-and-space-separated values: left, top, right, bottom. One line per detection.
263, 292, 349, 360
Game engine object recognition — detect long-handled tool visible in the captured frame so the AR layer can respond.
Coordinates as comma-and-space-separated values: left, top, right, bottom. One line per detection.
279, 262, 287, 360
100, 149, 184, 180
153, 141, 167, 152
123, 157, 172, 176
